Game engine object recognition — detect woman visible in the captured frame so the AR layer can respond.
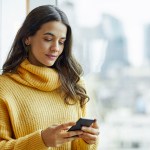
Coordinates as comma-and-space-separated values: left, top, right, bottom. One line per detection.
0, 5, 99, 149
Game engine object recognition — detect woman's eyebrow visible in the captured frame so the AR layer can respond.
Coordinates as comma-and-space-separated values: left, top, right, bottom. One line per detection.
44, 32, 54, 36
43, 32, 66, 39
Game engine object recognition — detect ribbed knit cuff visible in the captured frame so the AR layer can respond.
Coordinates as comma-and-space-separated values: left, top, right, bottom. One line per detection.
27, 130, 48, 150
78, 139, 98, 150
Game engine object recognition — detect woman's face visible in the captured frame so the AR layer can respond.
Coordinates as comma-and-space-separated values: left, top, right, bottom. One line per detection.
26, 21, 67, 67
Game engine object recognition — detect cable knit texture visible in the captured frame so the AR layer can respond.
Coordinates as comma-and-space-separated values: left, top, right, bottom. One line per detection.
0, 59, 98, 150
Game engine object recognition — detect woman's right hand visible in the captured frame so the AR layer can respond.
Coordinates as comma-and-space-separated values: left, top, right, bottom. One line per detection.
41, 122, 83, 147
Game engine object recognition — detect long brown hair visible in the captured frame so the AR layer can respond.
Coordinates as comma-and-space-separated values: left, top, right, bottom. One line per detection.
2, 5, 89, 107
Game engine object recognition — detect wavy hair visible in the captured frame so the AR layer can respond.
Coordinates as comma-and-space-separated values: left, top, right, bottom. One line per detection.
2, 5, 89, 107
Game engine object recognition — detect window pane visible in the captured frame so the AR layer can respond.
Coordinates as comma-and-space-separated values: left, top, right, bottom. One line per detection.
59, 0, 150, 149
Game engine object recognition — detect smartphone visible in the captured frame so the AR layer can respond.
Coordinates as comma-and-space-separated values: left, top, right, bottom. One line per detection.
68, 118, 95, 131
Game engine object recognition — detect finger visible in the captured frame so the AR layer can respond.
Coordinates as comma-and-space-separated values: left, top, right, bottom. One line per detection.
63, 126, 72, 131
62, 130, 83, 138
91, 119, 99, 129
63, 136, 79, 143
81, 137, 97, 145
80, 132, 97, 140
79, 133, 97, 143
82, 126, 99, 135
55, 122, 76, 132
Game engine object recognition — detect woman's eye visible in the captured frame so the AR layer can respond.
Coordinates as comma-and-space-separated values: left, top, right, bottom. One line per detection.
59, 41, 65, 45
44, 39, 52, 41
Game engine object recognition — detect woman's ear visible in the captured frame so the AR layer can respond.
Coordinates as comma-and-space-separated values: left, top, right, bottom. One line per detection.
25, 37, 31, 46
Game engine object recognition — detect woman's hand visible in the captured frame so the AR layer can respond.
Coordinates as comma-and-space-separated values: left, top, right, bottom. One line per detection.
79, 119, 100, 144
41, 122, 83, 147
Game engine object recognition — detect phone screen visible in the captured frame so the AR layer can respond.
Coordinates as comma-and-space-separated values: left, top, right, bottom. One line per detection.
68, 118, 95, 131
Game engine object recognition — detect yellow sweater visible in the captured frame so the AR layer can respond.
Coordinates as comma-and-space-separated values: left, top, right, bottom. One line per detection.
0, 59, 98, 150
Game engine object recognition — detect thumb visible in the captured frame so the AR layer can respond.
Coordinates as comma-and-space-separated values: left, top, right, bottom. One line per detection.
91, 119, 99, 129
54, 122, 76, 132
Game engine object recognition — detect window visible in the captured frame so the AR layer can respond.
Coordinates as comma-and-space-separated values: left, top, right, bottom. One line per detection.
59, 0, 150, 149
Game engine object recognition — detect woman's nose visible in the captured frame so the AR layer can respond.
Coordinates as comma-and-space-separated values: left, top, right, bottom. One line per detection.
50, 42, 59, 51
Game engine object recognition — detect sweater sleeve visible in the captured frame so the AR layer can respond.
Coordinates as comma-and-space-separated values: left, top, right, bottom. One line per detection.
71, 138, 98, 150
0, 98, 48, 150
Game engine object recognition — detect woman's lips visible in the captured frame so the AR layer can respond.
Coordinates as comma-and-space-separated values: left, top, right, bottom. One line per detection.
46, 54, 57, 60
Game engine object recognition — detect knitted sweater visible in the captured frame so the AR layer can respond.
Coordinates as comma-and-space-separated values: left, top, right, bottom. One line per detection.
0, 59, 98, 150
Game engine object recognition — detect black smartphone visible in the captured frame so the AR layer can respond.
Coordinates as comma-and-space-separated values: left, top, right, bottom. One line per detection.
68, 118, 95, 131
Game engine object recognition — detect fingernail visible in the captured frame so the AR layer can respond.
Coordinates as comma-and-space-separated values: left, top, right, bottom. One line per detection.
82, 127, 85, 130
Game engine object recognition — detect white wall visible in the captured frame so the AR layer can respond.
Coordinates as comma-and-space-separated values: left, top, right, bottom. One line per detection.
0, 0, 2, 71
0, 0, 26, 70
0, 0, 57, 71
29, 0, 56, 11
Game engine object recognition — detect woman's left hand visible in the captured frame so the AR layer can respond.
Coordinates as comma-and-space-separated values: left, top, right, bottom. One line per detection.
78, 119, 99, 144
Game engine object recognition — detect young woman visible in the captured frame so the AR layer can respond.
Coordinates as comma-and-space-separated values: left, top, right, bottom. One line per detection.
0, 5, 99, 150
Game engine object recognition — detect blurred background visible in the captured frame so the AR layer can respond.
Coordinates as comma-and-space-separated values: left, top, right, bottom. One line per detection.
0, 0, 150, 149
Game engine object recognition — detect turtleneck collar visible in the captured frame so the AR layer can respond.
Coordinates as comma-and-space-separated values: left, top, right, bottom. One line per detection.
8, 59, 61, 91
